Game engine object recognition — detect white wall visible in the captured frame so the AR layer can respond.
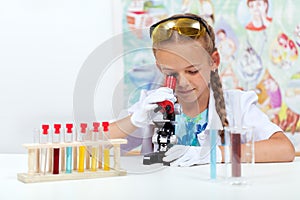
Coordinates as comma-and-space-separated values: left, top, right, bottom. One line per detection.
0, 0, 121, 153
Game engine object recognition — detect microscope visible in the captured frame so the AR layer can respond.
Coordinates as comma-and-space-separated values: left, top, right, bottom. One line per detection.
143, 75, 181, 165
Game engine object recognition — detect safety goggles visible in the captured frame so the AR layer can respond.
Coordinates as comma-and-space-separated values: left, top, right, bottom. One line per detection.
150, 15, 212, 44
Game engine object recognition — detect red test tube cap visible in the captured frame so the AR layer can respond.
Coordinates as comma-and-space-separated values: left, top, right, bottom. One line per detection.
102, 122, 109, 132
42, 124, 49, 135
66, 123, 73, 133
80, 123, 87, 133
93, 122, 100, 132
53, 124, 61, 134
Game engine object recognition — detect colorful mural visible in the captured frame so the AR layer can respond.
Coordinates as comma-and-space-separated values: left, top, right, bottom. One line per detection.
121, 0, 300, 134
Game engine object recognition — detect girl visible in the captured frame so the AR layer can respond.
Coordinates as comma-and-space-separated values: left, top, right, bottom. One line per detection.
109, 13, 295, 166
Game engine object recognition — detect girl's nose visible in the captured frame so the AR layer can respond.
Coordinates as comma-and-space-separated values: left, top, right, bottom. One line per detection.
177, 74, 189, 88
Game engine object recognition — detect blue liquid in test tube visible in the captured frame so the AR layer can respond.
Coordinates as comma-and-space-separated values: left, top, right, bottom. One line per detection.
66, 147, 72, 173
65, 124, 74, 173
210, 129, 217, 180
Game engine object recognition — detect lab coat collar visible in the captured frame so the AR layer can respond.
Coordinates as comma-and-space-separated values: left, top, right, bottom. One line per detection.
207, 88, 223, 130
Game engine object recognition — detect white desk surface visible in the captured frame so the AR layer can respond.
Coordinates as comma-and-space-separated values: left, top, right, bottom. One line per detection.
1, 154, 300, 200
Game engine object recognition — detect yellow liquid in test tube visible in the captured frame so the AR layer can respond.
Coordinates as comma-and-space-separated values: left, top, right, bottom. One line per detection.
91, 147, 98, 171
78, 146, 85, 172
78, 123, 88, 173
91, 122, 100, 172
104, 149, 110, 171
102, 121, 110, 171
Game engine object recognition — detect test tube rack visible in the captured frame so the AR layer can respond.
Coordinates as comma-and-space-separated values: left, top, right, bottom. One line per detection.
17, 139, 127, 183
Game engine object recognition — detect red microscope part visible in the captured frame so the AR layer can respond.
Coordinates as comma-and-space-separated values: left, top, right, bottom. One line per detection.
155, 75, 176, 115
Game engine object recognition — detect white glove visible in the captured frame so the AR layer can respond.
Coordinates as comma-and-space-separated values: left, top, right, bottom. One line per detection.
163, 145, 222, 167
130, 87, 176, 128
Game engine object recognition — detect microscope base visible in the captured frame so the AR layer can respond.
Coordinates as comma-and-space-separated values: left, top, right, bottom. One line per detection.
143, 151, 170, 166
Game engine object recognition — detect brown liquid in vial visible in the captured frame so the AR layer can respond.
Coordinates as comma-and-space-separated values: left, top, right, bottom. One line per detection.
231, 133, 241, 177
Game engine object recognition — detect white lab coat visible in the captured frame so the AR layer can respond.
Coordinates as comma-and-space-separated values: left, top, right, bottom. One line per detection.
120, 89, 282, 154
220, 89, 282, 141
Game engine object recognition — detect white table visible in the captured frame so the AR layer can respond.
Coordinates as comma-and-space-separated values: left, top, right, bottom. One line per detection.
1, 154, 300, 200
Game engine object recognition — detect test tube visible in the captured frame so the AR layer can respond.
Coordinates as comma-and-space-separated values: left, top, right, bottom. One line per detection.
60, 129, 66, 172
32, 128, 40, 174
231, 132, 241, 177
85, 125, 91, 170
65, 123, 73, 173
78, 123, 87, 172
210, 129, 217, 180
40, 124, 49, 175
91, 122, 100, 171
52, 124, 61, 174
72, 126, 78, 171
102, 122, 110, 171
98, 122, 103, 169
231, 95, 242, 178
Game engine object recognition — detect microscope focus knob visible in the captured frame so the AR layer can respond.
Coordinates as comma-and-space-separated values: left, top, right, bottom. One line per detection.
152, 133, 159, 144
170, 135, 178, 144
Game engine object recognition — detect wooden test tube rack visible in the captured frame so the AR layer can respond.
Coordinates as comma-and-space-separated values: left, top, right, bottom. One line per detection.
17, 139, 127, 183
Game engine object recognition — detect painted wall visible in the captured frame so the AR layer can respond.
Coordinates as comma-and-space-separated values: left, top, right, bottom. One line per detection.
0, 0, 118, 153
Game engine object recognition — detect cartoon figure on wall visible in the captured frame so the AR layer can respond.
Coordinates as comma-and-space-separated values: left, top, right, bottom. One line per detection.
256, 70, 282, 124
216, 29, 237, 64
238, 42, 264, 90
245, 0, 272, 31
270, 32, 299, 70
215, 18, 239, 89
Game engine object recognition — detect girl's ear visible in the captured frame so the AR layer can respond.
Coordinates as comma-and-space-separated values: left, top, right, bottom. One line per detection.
210, 51, 220, 71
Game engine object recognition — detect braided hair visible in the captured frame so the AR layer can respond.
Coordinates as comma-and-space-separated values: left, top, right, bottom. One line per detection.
199, 14, 229, 141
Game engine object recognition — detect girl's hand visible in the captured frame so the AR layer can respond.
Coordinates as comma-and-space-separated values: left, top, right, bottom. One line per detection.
163, 145, 222, 167
130, 87, 176, 128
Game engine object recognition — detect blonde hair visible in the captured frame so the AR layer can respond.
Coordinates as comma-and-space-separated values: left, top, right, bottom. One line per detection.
152, 13, 228, 141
